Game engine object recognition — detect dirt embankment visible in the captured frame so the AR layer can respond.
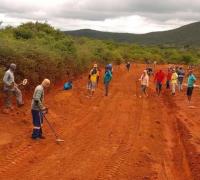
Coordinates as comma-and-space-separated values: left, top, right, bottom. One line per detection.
0, 64, 200, 180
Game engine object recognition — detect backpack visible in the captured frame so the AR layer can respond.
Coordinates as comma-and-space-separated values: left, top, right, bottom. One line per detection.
64, 82, 72, 90
91, 68, 97, 75
104, 71, 112, 83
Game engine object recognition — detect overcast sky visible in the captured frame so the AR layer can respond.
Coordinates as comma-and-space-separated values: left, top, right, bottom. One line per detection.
0, 0, 199, 34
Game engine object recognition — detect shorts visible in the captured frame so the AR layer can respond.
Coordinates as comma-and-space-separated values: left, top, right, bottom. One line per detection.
178, 78, 184, 84
187, 87, 194, 96
156, 82, 162, 91
87, 81, 92, 89
141, 85, 147, 92
91, 82, 96, 91
88, 81, 96, 91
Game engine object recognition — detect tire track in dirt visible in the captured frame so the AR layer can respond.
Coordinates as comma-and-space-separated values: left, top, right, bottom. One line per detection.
96, 68, 143, 179
160, 92, 192, 180
19, 66, 140, 179
56, 67, 135, 179
0, 143, 32, 174
0, 75, 107, 178
0, 66, 125, 179
0, 64, 196, 180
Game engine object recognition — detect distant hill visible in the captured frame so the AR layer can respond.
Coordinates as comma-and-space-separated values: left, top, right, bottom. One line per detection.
64, 22, 200, 46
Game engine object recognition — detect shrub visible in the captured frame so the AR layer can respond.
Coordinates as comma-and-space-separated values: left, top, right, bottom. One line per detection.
0, 22, 199, 89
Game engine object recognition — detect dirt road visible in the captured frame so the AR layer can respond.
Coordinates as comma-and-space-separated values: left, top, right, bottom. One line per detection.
0, 64, 200, 179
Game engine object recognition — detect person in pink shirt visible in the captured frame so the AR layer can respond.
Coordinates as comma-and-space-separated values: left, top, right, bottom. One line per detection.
139, 70, 149, 97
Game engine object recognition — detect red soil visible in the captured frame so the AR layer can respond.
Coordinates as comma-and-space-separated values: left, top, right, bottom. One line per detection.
0, 64, 200, 180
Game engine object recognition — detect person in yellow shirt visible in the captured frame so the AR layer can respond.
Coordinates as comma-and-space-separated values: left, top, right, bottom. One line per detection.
171, 69, 178, 95
88, 64, 99, 96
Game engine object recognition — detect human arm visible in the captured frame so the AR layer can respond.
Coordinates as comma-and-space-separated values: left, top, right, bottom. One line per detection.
193, 75, 197, 83
3, 71, 14, 87
33, 89, 45, 110
154, 73, 157, 82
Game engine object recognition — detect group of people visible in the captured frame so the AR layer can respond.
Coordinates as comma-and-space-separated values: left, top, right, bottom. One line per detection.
2, 63, 113, 140
2, 63, 197, 140
87, 63, 112, 97
139, 65, 197, 102
2, 63, 50, 139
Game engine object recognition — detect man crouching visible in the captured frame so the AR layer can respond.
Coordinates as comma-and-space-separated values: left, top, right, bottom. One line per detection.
31, 79, 50, 140
3, 63, 24, 112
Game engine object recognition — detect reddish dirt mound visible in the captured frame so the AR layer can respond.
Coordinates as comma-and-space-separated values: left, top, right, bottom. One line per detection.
0, 64, 200, 179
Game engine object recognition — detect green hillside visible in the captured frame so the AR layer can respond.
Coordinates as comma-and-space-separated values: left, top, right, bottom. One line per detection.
0, 22, 200, 89
64, 22, 200, 46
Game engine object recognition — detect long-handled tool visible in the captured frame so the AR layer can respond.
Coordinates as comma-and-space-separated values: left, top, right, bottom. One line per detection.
43, 115, 64, 143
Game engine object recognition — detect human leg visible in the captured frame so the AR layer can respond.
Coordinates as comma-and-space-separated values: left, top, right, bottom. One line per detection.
3, 89, 12, 108
32, 110, 42, 139
187, 87, 193, 102
172, 83, 177, 95
105, 83, 109, 96
13, 86, 24, 106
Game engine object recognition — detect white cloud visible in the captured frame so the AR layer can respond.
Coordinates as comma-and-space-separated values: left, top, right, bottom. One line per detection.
0, 0, 199, 33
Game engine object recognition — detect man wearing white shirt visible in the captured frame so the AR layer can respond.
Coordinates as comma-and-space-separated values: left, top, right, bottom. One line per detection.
3, 63, 24, 110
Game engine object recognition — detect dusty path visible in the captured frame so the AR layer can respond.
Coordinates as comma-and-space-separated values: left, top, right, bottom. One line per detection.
0, 64, 200, 179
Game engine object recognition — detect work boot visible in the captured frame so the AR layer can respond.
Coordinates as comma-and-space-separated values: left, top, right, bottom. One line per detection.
9, 106, 14, 110
18, 103, 24, 108
31, 136, 40, 140
39, 136, 46, 139
2, 108, 10, 114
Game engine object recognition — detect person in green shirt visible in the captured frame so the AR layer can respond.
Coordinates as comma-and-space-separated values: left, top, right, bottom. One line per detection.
104, 66, 112, 96
187, 70, 196, 102
31, 79, 50, 140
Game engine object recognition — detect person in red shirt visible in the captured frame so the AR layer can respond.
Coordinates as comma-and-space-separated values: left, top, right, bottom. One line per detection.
154, 69, 165, 96
166, 68, 172, 89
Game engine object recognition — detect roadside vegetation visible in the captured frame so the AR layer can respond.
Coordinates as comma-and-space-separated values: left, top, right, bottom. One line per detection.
0, 22, 200, 88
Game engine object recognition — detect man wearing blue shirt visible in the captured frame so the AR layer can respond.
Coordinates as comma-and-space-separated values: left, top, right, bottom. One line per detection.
104, 66, 112, 96
187, 70, 196, 102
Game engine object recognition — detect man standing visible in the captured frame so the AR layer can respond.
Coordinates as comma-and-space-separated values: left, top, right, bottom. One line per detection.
139, 70, 149, 97
154, 70, 165, 96
3, 63, 24, 111
177, 67, 185, 91
104, 66, 112, 96
171, 69, 178, 95
126, 62, 131, 72
88, 64, 99, 96
31, 79, 50, 139
166, 68, 172, 89
187, 70, 196, 103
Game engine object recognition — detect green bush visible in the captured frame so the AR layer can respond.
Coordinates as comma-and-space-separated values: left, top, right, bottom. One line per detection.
0, 66, 5, 89
0, 22, 199, 89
